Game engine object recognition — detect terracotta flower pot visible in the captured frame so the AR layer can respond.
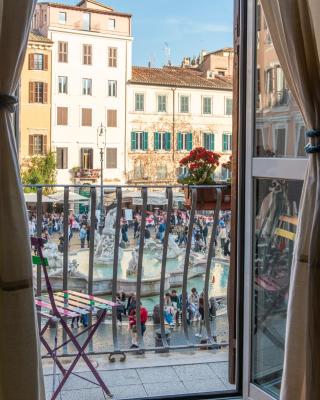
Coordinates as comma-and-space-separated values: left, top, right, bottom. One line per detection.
184, 185, 231, 211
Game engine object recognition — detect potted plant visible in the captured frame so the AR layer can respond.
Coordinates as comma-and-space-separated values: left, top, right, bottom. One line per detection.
178, 147, 231, 210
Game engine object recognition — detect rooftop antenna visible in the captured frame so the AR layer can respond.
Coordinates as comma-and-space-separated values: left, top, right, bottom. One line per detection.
164, 42, 171, 66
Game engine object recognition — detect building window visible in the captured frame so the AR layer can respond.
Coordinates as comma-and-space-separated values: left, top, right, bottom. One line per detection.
154, 132, 171, 151
180, 95, 189, 113
203, 97, 212, 114
29, 53, 48, 70
82, 12, 91, 31
107, 109, 117, 127
203, 133, 215, 150
296, 125, 307, 157
58, 11, 66, 24
157, 165, 168, 180
177, 132, 192, 151
57, 107, 68, 125
135, 93, 144, 111
108, 18, 116, 30
58, 41, 68, 63
58, 76, 68, 94
83, 44, 92, 65
29, 134, 47, 155
56, 147, 68, 169
131, 131, 148, 151
29, 82, 48, 103
274, 128, 286, 156
222, 132, 232, 151
157, 95, 167, 112
108, 47, 117, 67
225, 98, 233, 115
82, 78, 92, 95
81, 108, 92, 127
108, 80, 117, 97
106, 148, 117, 168
80, 148, 93, 169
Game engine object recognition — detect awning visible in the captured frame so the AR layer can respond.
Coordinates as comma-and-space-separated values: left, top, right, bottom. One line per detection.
48, 191, 90, 202
24, 192, 53, 203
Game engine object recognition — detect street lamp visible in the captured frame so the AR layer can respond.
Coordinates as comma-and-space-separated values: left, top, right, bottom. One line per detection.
97, 123, 106, 234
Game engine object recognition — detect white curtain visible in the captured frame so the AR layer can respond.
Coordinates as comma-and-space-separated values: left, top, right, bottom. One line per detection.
0, 1, 44, 399
260, 1, 320, 399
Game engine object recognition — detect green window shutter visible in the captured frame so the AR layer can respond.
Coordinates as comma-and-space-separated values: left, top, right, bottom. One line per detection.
143, 132, 148, 150
154, 132, 159, 150
165, 132, 171, 150
186, 133, 193, 151
223, 134, 228, 151
177, 132, 182, 150
211, 134, 215, 150
131, 132, 137, 150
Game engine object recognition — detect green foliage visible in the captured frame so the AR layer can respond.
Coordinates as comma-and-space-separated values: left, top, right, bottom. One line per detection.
22, 152, 57, 194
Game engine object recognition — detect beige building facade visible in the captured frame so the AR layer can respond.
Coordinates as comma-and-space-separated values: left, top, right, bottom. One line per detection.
19, 32, 53, 163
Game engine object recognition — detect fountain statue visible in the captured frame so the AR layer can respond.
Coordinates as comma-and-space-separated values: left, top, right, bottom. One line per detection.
95, 208, 123, 264
154, 233, 183, 260
39, 241, 80, 276
126, 249, 144, 277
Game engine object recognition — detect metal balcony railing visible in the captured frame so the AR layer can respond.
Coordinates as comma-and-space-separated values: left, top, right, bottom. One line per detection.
25, 184, 230, 359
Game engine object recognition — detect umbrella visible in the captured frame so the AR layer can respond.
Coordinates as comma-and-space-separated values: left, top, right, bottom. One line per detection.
24, 192, 53, 203
48, 191, 90, 202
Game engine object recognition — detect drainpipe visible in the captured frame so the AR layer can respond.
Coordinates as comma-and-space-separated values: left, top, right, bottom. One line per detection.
171, 87, 176, 164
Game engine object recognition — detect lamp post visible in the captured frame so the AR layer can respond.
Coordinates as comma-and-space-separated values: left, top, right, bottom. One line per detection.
97, 123, 106, 234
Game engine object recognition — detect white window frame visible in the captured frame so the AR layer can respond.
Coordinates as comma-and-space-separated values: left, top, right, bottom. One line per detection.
133, 131, 146, 151
108, 18, 116, 30
58, 76, 68, 94
225, 96, 233, 115
108, 80, 117, 97
58, 11, 66, 24
180, 95, 190, 113
82, 78, 92, 96
202, 96, 212, 115
157, 94, 167, 113
134, 92, 145, 112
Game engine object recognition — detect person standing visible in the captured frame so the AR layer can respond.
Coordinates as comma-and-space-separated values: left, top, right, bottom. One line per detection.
202, 223, 208, 245
79, 225, 87, 248
219, 224, 227, 250
121, 220, 129, 244
129, 302, 148, 348
86, 224, 90, 248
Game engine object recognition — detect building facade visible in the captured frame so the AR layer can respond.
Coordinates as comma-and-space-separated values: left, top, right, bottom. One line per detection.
19, 32, 53, 163
32, 0, 132, 184
126, 66, 233, 184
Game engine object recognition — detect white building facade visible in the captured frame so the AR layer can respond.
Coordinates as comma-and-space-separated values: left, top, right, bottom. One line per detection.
126, 67, 233, 184
33, 0, 132, 184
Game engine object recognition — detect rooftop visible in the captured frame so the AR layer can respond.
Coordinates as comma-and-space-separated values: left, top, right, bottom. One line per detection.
207, 47, 234, 56
130, 66, 233, 90
28, 31, 53, 44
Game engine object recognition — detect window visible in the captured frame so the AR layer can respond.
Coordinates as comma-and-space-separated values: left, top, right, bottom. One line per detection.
80, 148, 93, 169
108, 80, 117, 97
29, 82, 47, 103
135, 93, 144, 111
106, 148, 117, 168
58, 11, 66, 23
29, 53, 47, 70
56, 147, 68, 169
107, 110, 117, 127
81, 108, 92, 127
29, 135, 47, 155
203, 133, 215, 150
82, 12, 91, 31
222, 132, 232, 151
180, 95, 189, 113
225, 97, 233, 115
156, 165, 168, 180
82, 78, 92, 95
57, 107, 68, 125
108, 18, 116, 30
157, 95, 167, 112
58, 76, 68, 94
296, 125, 307, 157
83, 44, 92, 65
58, 41, 68, 63
177, 132, 192, 151
274, 128, 286, 156
154, 132, 171, 151
203, 97, 212, 114
108, 47, 117, 67
131, 131, 148, 151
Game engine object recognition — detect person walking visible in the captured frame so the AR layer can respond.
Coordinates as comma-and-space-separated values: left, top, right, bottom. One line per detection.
129, 302, 148, 348
219, 224, 227, 250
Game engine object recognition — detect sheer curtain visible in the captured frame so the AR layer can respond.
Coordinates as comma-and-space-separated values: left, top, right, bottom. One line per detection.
0, 0, 44, 398
260, 1, 320, 399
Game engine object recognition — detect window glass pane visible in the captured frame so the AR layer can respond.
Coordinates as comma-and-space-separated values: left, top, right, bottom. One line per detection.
34, 54, 44, 70
252, 178, 303, 398
203, 97, 212, 114
82, 12, 90, 31
58, 76, 68, 94
180, 96, 189, 113
135, 93, 144, 111
58, 12, 66, 23
225, 98, 232, 115
82, 78, 92, 95
255, 2, 306, 158
158, 95, 166, 112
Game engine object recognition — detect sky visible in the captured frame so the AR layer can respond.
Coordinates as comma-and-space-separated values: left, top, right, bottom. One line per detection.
38, 0, 234, 67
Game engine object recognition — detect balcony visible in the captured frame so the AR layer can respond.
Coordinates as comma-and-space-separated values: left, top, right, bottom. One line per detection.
26, 184, 235, 399
72, 168, 101, 183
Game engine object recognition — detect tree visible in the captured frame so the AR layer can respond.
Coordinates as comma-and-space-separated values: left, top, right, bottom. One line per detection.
21, 152, 57, 193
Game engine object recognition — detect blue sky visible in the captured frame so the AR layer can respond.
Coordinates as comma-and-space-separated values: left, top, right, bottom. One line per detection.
39, 0, 234, 66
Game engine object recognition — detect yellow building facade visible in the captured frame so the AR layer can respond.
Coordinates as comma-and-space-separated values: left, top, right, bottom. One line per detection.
19, 32, 52, 163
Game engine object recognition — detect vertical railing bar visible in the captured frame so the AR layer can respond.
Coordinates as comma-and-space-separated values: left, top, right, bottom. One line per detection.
159, 187, 173, 349
62, 186, 69, 354
203, 188, 222, 343
135, 187, 147, 349
36, 187, 43, 297
112, 188, 122, 352
182, 188, 197, 342
88, 186, 96, 351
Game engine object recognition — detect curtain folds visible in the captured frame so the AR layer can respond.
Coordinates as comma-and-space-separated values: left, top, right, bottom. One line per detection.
260, 1, 320, 399
0, 0, 44, 399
